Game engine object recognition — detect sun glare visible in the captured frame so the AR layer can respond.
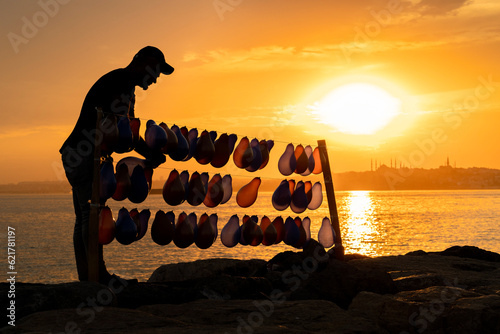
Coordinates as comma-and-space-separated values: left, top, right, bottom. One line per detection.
314, 83, 402, 135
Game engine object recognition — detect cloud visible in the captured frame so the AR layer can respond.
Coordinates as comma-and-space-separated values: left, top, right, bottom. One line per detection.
412, 0, 472, 15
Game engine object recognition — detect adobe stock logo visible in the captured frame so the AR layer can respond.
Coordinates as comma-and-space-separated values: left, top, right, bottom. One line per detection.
7, 0, 71, 54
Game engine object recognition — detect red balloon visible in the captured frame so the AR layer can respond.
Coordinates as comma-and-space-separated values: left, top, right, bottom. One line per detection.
236, 177, 261, 208
98, 206, 115, 245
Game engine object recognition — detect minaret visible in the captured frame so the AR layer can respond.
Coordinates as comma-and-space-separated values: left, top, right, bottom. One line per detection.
447, 156, 450, 167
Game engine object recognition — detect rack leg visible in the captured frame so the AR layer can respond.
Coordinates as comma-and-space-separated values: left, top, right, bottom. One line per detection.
317, 140, 344, 260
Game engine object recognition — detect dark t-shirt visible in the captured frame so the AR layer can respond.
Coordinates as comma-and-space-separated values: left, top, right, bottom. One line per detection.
60, 68, 136, 155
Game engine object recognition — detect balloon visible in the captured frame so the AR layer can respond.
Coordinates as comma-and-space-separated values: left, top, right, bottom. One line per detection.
210, 213, 218, 240
130, 117, 141, 147
195, 213, 217, 249
272, 180, 291, 211
115, 116, 134, 153
188, 212, 198, 240
184, 127, 198, 161
128, 165, 149, 204
99, 160, 116, 203
220, 174, 233, 205
115, 207, 137, 245
180, 170, 190, 202
258, 140, 273, 170
300, 145, 315, 176
245, 138, 263, 172
194, 130, 215, 164
158, 122, 178, 154
99, 113, 119, 154
116, 157, 147, 176
174, 212, 195, 248
145, 120, 168, 151
221, 215, 241, 248
151, 210, 174, 246
228, 134, 238, 153
278, 143, 297, 176
318, 217, 335, 248
272, 216, 285, 244
129, 208, 140, 236
204, 174, 224, 207
187, 172, 207, 206
136, 209, 150, 241
233, 137, 253, 168
288, 180, 296, 196
240, 216, 262, 246
261, 216, 277, 246
144, 166, 153, 192
290, 181, 308, 214
294, 145, 309, 174
169, 125, 190, 161
302, 217, 312, 243
98, 206, 115, 245
211, 133, 231, 168
312, 147, 323, 174
112, 163, 130, 201
294, 217, 307, 249
162, 169, 186, 206
236, 177, 261, 208
304, 181, 313, 203
308, 182, 323, 210
283, 217, 300, 247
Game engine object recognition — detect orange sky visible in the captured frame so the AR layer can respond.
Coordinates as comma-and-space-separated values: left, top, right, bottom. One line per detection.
1, 0, 499, 184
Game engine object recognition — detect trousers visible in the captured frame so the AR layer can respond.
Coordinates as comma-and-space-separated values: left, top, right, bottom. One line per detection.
61, 147, 109, 281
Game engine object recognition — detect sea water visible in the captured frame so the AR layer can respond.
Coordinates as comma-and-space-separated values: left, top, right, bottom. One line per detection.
1, 190, 499, 283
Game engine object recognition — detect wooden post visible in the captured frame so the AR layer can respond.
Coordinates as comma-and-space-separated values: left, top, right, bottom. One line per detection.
317, 140, 344, 260
88, 108, 103, 282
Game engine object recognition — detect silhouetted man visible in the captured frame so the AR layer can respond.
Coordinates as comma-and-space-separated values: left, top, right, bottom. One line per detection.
60, 46, 174, 284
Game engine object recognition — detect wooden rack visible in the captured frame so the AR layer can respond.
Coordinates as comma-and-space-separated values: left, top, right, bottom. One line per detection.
87, 120, 344, 282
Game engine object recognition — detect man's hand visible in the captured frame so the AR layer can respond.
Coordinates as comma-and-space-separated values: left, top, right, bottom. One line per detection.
135, 136, 166, 169
149, 151, 166, 168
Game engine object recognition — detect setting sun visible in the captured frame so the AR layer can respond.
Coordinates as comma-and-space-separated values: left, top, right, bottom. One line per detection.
314, 83, 402, 135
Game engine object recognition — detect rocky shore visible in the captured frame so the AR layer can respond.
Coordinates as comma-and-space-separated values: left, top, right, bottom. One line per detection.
2, 244, 500, 333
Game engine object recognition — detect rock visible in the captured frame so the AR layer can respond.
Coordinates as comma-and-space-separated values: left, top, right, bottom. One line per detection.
148, 258, 267, 282
3, 306, 183, 334
396, 285, 481, 304
138, 299, 385, 334
405, 249, 428, 256
443, 295, 500, 333
289, 258, 396, 308
451, 262, 498, 272
349, 291, 418, 333
394, 273, 446, 291
5, 300, 385, 334
434, 245, 500, 262
349, 253, 500, 291
0, 281, 119, 320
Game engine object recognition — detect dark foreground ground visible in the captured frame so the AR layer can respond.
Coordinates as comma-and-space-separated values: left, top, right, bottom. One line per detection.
2, 243, 500, 333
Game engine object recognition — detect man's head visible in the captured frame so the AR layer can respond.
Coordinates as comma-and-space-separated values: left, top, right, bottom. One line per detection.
127, 46, 174, 90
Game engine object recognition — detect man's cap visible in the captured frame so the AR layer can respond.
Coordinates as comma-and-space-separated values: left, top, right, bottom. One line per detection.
134, 46, 174, 75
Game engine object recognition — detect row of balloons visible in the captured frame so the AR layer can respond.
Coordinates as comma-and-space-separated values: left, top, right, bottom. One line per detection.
99, 206, 336, 249
101, 156, 324, 212
99, 114, 275, 171
99, 114, 324, 178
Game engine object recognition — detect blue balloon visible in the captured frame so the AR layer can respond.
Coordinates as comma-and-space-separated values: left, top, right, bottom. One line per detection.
115, 207, 137, 245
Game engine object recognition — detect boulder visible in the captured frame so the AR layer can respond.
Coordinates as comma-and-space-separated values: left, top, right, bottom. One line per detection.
434, 245, 500, 262
148, 258, 267, 282
0, 281, 119, 320
289, 258, 396, 308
